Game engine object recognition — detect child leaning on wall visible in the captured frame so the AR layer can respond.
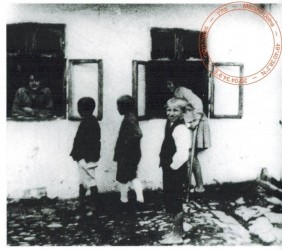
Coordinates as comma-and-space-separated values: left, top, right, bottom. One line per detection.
70, 97, 101, 218
113, 95, 144, 213
159, 97, 192, 245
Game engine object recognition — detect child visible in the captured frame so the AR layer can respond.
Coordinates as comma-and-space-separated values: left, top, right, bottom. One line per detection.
113, 95, 144, 212
70, 97, 101, 216
159, 97, 192, 245
166, 80, 211, 193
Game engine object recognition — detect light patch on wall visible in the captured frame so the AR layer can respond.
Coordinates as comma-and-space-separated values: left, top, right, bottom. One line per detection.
208, 9, 273, 76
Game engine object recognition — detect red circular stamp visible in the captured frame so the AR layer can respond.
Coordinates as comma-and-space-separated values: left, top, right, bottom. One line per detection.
199, 1, 282, 85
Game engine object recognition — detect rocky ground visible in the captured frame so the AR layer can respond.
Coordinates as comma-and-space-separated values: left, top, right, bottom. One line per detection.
7, 180, 282, 246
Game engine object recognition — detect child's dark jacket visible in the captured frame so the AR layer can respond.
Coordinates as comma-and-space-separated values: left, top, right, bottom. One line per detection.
114, 112, 142, 166
159, 119, 185, 168
70, 116, 101, 162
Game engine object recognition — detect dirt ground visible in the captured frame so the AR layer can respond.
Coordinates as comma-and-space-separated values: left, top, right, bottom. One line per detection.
7, 180, 282, 246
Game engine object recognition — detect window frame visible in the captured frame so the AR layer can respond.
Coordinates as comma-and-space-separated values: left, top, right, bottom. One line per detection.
210, 62, 244, 119
7, 22, 66, 121
132, 59, 210, 120
132, 60, 148, 120
67, 59, 103, 121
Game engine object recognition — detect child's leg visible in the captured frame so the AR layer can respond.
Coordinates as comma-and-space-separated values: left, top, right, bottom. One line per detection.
118, 182, 129, 203
79, 184, 87, 206
192, 153, 205, 192
173, 211, 184, 236
85, 164, 99, 210
159, 212, 184, 245
77, 164, 87, 212
132, 178, 144, 203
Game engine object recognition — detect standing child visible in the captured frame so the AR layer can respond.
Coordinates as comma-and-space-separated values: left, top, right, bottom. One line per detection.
159, 97, 192, 245
167, 80, 211, 193
114, 95, 144, 212
70, 97, 101, 216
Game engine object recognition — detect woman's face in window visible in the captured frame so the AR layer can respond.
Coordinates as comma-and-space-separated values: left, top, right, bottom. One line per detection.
28, 75, 41, 91
166, 81, 176, 93
166, 105, 183, 123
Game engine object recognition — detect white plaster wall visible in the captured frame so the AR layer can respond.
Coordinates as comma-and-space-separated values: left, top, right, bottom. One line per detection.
6, 4, 282, 199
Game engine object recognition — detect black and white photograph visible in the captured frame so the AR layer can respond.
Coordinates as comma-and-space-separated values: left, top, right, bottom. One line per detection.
4, 0, 282, 247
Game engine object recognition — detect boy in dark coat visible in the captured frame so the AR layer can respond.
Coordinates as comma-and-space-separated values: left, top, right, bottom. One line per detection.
70, 97, 101, 215
114, 95, 144, 210
159, 97, 192, 245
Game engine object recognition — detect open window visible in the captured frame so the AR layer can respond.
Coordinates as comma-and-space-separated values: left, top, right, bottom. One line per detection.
133, 60, 209, 119
67, 59, 103, 120
151, 28, 204, 60
133, 27, 209, 120
7, 23, 65, 120
210, 63, 244, 118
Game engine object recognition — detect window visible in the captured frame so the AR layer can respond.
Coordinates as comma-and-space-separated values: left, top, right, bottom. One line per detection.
133, 60, 209, 119
151, 28, 205, 60
7, 23, 65, 120
210, 63, 244, 118
68, 59, 103, 120
133, 27, 209, 119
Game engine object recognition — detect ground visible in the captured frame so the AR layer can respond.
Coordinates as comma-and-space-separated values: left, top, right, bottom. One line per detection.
7, 180, 282, 246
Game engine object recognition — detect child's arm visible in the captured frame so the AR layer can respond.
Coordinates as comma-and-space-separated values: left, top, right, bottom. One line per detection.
170, 125, 192, 170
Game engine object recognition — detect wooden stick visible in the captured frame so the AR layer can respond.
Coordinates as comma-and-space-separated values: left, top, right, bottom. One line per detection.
186, 126, 198, 202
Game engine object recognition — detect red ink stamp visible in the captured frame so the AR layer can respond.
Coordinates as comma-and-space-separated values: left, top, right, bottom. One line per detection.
199, 1, 282, 85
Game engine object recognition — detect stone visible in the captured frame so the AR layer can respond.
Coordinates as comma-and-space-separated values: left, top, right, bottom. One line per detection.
200, 235, 211, 239
273, 227, 282, 242
23, 236, 36, 241
41, 208, 56, 215
211, 211, 251, 244
19, 232, 30, 236
248, 217, 276, 243
264, 212, 282, 224
139, 220, 151, 226
183, 238, 191, 244
183, 222, 193, 232
19, 242, 30, 246
212, 210, 240, 225
86, 211, 93, 216
266, 197, 282, 205
235, 206, 270, 221
191, 201, 202, 209
47, 223, 63, 228
235, 197, 245, 205
209, 202, 219, 206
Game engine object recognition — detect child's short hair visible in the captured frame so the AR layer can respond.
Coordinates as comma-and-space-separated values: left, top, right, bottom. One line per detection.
78, 97, 96, 114
165, 97, 188, 112
117, 95, 136, 114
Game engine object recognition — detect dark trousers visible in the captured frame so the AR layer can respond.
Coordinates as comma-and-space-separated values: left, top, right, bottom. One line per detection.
162, 163, 187, 214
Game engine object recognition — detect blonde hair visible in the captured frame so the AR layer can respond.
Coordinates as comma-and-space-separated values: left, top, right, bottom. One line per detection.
165, 97, 188, 112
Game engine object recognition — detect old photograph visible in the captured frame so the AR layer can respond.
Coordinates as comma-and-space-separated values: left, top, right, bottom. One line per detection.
5, 1, 282, 246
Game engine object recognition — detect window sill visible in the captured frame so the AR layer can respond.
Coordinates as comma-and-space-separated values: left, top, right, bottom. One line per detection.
6, 116, 66, 122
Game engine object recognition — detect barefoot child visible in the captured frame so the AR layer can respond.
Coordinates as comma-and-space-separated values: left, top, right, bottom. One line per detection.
70, 97, 101, 216
159, 97, 192, 245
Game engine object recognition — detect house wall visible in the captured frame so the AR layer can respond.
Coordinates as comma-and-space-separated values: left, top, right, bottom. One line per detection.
6, 4, 282, 199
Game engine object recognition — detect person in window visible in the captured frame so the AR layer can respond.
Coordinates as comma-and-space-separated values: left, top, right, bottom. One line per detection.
114, 95, 144, 213
12, 74, 54, 119
166, 80, 211, 193
159, 98, 192, 245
